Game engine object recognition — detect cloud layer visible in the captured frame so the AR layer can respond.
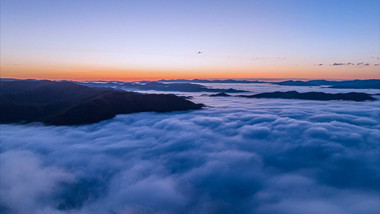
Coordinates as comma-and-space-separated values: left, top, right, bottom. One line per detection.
1, 84, 380, 214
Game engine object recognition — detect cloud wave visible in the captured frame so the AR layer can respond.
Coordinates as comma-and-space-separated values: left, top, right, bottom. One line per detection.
1, 86, 380, 214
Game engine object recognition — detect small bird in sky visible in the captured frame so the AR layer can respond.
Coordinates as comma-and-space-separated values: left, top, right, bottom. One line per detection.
197, 51, 202, 54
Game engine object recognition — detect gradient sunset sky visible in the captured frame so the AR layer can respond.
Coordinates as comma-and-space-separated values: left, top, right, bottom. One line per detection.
1, 0, 379, 80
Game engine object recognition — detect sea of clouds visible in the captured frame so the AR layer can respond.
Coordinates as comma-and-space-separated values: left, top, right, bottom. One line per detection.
1, 83, 380, 214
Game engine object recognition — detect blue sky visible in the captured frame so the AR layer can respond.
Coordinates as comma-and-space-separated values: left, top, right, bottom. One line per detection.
1, 0, 379, 80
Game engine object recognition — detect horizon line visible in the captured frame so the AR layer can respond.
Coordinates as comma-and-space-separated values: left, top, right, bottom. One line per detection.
2, 77, 380, 82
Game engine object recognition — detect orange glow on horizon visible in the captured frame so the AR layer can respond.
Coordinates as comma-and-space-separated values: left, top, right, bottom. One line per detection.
1, 63, 379, 81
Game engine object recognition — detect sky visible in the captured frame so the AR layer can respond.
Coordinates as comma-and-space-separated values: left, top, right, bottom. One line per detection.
1, 0, 379, 80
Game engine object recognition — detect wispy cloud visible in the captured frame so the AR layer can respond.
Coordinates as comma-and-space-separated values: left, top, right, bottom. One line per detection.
357, 62, 370, 66
332, 63, 346, 66
330, 62, 372, 66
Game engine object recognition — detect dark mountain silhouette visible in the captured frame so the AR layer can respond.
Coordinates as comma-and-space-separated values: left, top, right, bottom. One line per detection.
131, 82, 247, 92
273, 79, 380, 89
329, 80, 380, 89
158, 79, 263, 84
0, 80, 203, 125
79, 81, 248, 93
239, 91, 375, 101
209, 92, 231, 97
273, 80, 322, 86
78, 79, 380, 90
178, 96, 193, 99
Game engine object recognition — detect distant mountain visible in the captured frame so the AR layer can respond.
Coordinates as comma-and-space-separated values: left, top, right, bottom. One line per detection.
273, 80, 324, 86
273, 79, 380, 89
209, 92, 231, 97
328, 80, 380, 89
240, 91, 376, 101
0, 80, 203, 125
159, 79, 263, 84
81, 79, 380, 90
79, 81, 248, 93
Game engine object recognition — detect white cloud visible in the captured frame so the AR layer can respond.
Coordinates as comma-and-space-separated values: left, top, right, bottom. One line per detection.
1, 83, 380, 214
